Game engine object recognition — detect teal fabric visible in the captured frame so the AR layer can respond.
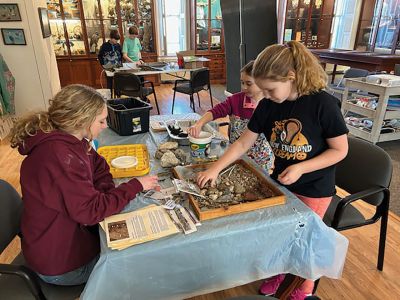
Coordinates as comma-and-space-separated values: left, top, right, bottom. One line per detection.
122, 37, 142, 62
0, 52, 15, 115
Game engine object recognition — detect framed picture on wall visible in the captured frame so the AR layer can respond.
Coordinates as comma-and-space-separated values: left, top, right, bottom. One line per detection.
1, 28, 26, 45
38, 7, 51, 38
0, 4, 22, 22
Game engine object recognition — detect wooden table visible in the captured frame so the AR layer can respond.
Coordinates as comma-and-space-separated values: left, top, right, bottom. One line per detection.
311, 49, 400, 83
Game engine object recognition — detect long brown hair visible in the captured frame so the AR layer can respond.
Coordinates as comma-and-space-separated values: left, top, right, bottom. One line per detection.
11, 84, 106, 148
240, 60, 254, 76
253, 41, 327, 96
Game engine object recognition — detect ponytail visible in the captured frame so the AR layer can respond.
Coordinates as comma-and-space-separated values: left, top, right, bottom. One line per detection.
253, 41, 327, 96
288, 41, 327, 95
10, 111, 54, 148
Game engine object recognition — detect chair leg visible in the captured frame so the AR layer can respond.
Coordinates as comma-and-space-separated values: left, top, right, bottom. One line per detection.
190, 94, 196, 112
197, 92, 201, 108
172, 89, 177, 114
152, 91, 160, 115
313, 278, 320, 294
208, 84, 214, 107
377, 192, 389, 271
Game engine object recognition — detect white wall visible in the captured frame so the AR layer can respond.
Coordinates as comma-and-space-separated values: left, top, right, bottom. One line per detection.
0, 0, 60, 116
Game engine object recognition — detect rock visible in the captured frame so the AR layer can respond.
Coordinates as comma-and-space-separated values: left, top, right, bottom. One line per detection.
234, 182, 245, 194
243, 192, 258, 201
155, 149, 165, 160
215, 195, 231, 203
158, 141, 178, 151
160, 151, 180, 168
207, 187, 218, 195
209, 194, 219, 201
173, 148, 187, 163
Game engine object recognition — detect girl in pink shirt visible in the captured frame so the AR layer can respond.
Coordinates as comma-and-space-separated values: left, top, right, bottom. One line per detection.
188, 61, 274, 172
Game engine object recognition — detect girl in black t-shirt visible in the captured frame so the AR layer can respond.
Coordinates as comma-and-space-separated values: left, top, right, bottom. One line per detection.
197, 40, 348, 299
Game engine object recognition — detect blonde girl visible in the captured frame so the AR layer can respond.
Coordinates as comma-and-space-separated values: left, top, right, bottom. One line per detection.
11, 84, 158, 285
197, 41, 349, 299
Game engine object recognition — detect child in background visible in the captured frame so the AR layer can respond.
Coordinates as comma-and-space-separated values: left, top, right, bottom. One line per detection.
188, 61, 274, 173
196, 41, 349, 299
98, 29, 123, 93
122, 26, 143, 64
11, 84, 159, 286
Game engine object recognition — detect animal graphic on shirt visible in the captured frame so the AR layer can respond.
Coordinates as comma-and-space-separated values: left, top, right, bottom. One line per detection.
270, 119, 312, 160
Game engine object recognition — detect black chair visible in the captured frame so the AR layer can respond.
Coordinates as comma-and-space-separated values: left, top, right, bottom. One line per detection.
323, 136, 392, 271
0, 180, 85, 300
395, 64, 400, 76
328, 68, 370, 101
114, 72, 160, 114
171, 68, 213, 113
313, 137, 392, 294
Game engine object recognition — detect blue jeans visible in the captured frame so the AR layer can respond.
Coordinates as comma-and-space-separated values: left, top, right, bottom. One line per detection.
37, 255, 99, 286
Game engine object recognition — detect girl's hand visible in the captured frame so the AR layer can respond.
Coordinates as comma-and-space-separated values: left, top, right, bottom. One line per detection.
137, 175, 160, 191
197, 168, 220, 188
187, 123, 203, 138
277, 164, 303, 185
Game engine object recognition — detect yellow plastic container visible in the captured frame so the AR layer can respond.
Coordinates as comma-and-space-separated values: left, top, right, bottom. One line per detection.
98, 144, 150, 178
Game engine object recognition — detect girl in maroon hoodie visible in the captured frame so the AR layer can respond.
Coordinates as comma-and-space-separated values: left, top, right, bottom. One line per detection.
10, 84, 159, 286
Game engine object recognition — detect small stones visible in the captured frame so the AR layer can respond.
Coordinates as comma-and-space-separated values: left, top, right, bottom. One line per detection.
191, 163, 275, 210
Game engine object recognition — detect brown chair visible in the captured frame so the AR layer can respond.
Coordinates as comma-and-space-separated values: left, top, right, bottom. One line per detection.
171, 68, 213, 113
0, 180, 85, 300
114, 72, 160, 114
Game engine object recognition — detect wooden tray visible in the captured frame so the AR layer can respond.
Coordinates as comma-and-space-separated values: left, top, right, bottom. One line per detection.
173, 159, 286, 221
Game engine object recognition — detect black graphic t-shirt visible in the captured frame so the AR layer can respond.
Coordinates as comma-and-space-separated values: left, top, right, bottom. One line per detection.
98, 41, 122, 67
248, 91, 349, 197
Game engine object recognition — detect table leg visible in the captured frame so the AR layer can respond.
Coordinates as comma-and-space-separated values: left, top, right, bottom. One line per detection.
331, 64, 337, 84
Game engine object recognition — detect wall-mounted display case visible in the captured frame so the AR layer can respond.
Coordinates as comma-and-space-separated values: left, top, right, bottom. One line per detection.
283, 0, 335, 48
46, 0, 156, 87
354, 0, 400, 54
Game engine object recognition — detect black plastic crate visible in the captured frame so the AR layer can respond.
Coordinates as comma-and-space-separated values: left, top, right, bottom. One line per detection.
107, 98, 152, 136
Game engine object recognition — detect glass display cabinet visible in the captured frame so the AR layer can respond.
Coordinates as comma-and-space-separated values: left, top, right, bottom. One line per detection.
47, 0, 87, 56
283, 0, 334, 48
46, 0, 156, 87
194, 0, 223, 52
192, 0, 225, 83
355, 0, 400, 54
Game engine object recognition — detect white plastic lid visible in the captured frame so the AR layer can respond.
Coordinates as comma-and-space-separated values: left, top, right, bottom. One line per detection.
111, 156, 138, 169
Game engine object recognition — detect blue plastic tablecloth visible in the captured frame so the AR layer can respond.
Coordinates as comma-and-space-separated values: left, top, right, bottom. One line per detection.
81, 114, 348, 300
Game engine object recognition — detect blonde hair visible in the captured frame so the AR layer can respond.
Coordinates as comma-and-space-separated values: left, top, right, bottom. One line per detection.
11, 84, 106, 148
253, 41, 327, 96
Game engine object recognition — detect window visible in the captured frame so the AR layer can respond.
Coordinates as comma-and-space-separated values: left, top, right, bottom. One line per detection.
159, 0, 187, 56
330, 0, 361, 49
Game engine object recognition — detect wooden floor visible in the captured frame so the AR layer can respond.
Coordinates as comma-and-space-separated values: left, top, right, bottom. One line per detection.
1, 84, 399, 300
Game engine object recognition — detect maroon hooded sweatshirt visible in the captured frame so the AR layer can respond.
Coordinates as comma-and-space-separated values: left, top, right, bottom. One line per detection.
18, 130, 143, 275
